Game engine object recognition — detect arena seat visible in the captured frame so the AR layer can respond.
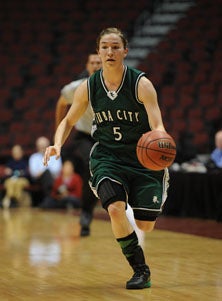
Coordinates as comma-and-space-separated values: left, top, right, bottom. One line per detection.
139, 0, 220, 153
0, 0, 220, 157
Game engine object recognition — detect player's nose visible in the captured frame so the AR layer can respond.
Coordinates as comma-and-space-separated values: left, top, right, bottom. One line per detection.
107, 47, 113, 55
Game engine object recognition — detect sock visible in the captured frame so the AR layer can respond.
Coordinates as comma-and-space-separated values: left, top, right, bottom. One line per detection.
117, 231, 146, 269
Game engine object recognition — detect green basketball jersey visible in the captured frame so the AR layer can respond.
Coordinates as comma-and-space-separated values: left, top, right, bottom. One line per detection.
87, 65, 152, 165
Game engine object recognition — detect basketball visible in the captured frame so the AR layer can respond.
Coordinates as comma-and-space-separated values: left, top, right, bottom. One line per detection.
136, 130, 176, 170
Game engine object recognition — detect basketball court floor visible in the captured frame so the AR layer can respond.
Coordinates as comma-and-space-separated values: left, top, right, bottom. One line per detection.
0, 207, 221, 301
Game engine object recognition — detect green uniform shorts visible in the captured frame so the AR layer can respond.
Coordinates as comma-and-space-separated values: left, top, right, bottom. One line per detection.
89, 143, 169, 221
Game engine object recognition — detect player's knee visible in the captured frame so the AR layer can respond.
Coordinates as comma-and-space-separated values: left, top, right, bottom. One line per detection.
107, 201, 126, 219
135, 220, 155, 232
97, 179, 127, 211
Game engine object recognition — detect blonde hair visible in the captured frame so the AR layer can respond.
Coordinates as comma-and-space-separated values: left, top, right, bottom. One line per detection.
96, 27, 128, 50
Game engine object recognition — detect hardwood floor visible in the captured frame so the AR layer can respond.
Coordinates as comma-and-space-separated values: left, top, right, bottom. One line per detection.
0, 207, 221, 301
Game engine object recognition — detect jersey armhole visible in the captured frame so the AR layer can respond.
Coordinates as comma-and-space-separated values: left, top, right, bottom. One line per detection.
87, 78, 92, 106
135, 73, 146, 104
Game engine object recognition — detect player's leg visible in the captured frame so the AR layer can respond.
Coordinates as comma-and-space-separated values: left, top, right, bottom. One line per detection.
126, 168, 169, 288
130, 167, 169, 228
97, 178, 151, 289
126, 204, 145, 247
135, 220, 155, 232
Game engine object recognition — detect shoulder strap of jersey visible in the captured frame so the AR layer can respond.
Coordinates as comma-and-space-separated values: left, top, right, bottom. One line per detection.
87, 70, 101, 106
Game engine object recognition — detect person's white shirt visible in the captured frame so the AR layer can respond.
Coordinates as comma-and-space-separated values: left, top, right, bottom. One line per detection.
61, 78, 94, 135
29, 152, 62, 179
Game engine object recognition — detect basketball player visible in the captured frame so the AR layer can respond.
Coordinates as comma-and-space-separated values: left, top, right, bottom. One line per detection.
44, 27, 169, 289
56, 53, 145, 241
55, 53, 101, 237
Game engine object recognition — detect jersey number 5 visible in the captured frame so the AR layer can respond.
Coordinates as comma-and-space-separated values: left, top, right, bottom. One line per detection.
113, 127, 122, 141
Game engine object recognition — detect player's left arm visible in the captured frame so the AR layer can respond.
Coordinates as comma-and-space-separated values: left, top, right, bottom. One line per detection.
138, 76, 166, 132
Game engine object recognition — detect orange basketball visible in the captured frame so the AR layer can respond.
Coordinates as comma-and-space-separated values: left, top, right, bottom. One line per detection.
136, 130, 176, 170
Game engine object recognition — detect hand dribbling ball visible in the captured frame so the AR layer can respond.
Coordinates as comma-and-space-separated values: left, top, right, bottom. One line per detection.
136, 130, 176, 170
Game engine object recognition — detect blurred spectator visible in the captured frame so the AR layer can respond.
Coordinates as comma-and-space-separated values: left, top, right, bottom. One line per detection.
208, 118, 222, 152
2, 145, 31, 209
210, 130, 222, 168
39, 159, 82, 209
29, 136, 62, 203
55, 53, 101, 236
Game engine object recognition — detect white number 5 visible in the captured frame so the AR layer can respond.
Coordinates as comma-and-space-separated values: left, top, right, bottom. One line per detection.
113, 127, 122, 141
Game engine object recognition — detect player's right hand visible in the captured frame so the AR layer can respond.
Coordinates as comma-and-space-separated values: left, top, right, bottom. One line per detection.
43, 145, 61, 166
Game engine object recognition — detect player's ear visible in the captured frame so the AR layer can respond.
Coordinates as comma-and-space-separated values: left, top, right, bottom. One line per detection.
97, 50, 101, 58
124, 48, 128, 58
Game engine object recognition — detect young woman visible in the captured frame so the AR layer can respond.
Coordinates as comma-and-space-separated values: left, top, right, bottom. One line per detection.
44, 27, 169, 289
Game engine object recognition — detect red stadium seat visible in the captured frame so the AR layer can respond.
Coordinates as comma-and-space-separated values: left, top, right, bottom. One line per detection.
205, 107, 221, 122
193, 132, 209, 153
188, 107, 202, 119
0, 0, 220, 156
188, 120, 205, 132
0, 109, 13, 123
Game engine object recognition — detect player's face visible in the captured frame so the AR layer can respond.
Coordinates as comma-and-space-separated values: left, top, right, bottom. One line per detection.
86, 55, 102, 76
98, 33, 128, 67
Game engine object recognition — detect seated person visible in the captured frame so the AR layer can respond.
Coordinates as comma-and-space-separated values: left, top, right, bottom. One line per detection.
39, 159, 82, 209
29, 136, 62, 203
2, 144, 31, 208
210, 130, 222, 168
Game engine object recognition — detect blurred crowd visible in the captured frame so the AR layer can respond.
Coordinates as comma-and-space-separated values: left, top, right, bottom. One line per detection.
1, 129, 222, 211
0, 136, 83, 211
170, 129, 222, 174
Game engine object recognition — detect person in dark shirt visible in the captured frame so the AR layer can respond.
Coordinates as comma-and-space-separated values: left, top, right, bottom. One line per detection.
2, 144, 31, 208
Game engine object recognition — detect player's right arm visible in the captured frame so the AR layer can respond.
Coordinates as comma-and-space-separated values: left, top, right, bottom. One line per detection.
43, 80, 89, 166
55, 79, 83, 129
55, 95, 69, 129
